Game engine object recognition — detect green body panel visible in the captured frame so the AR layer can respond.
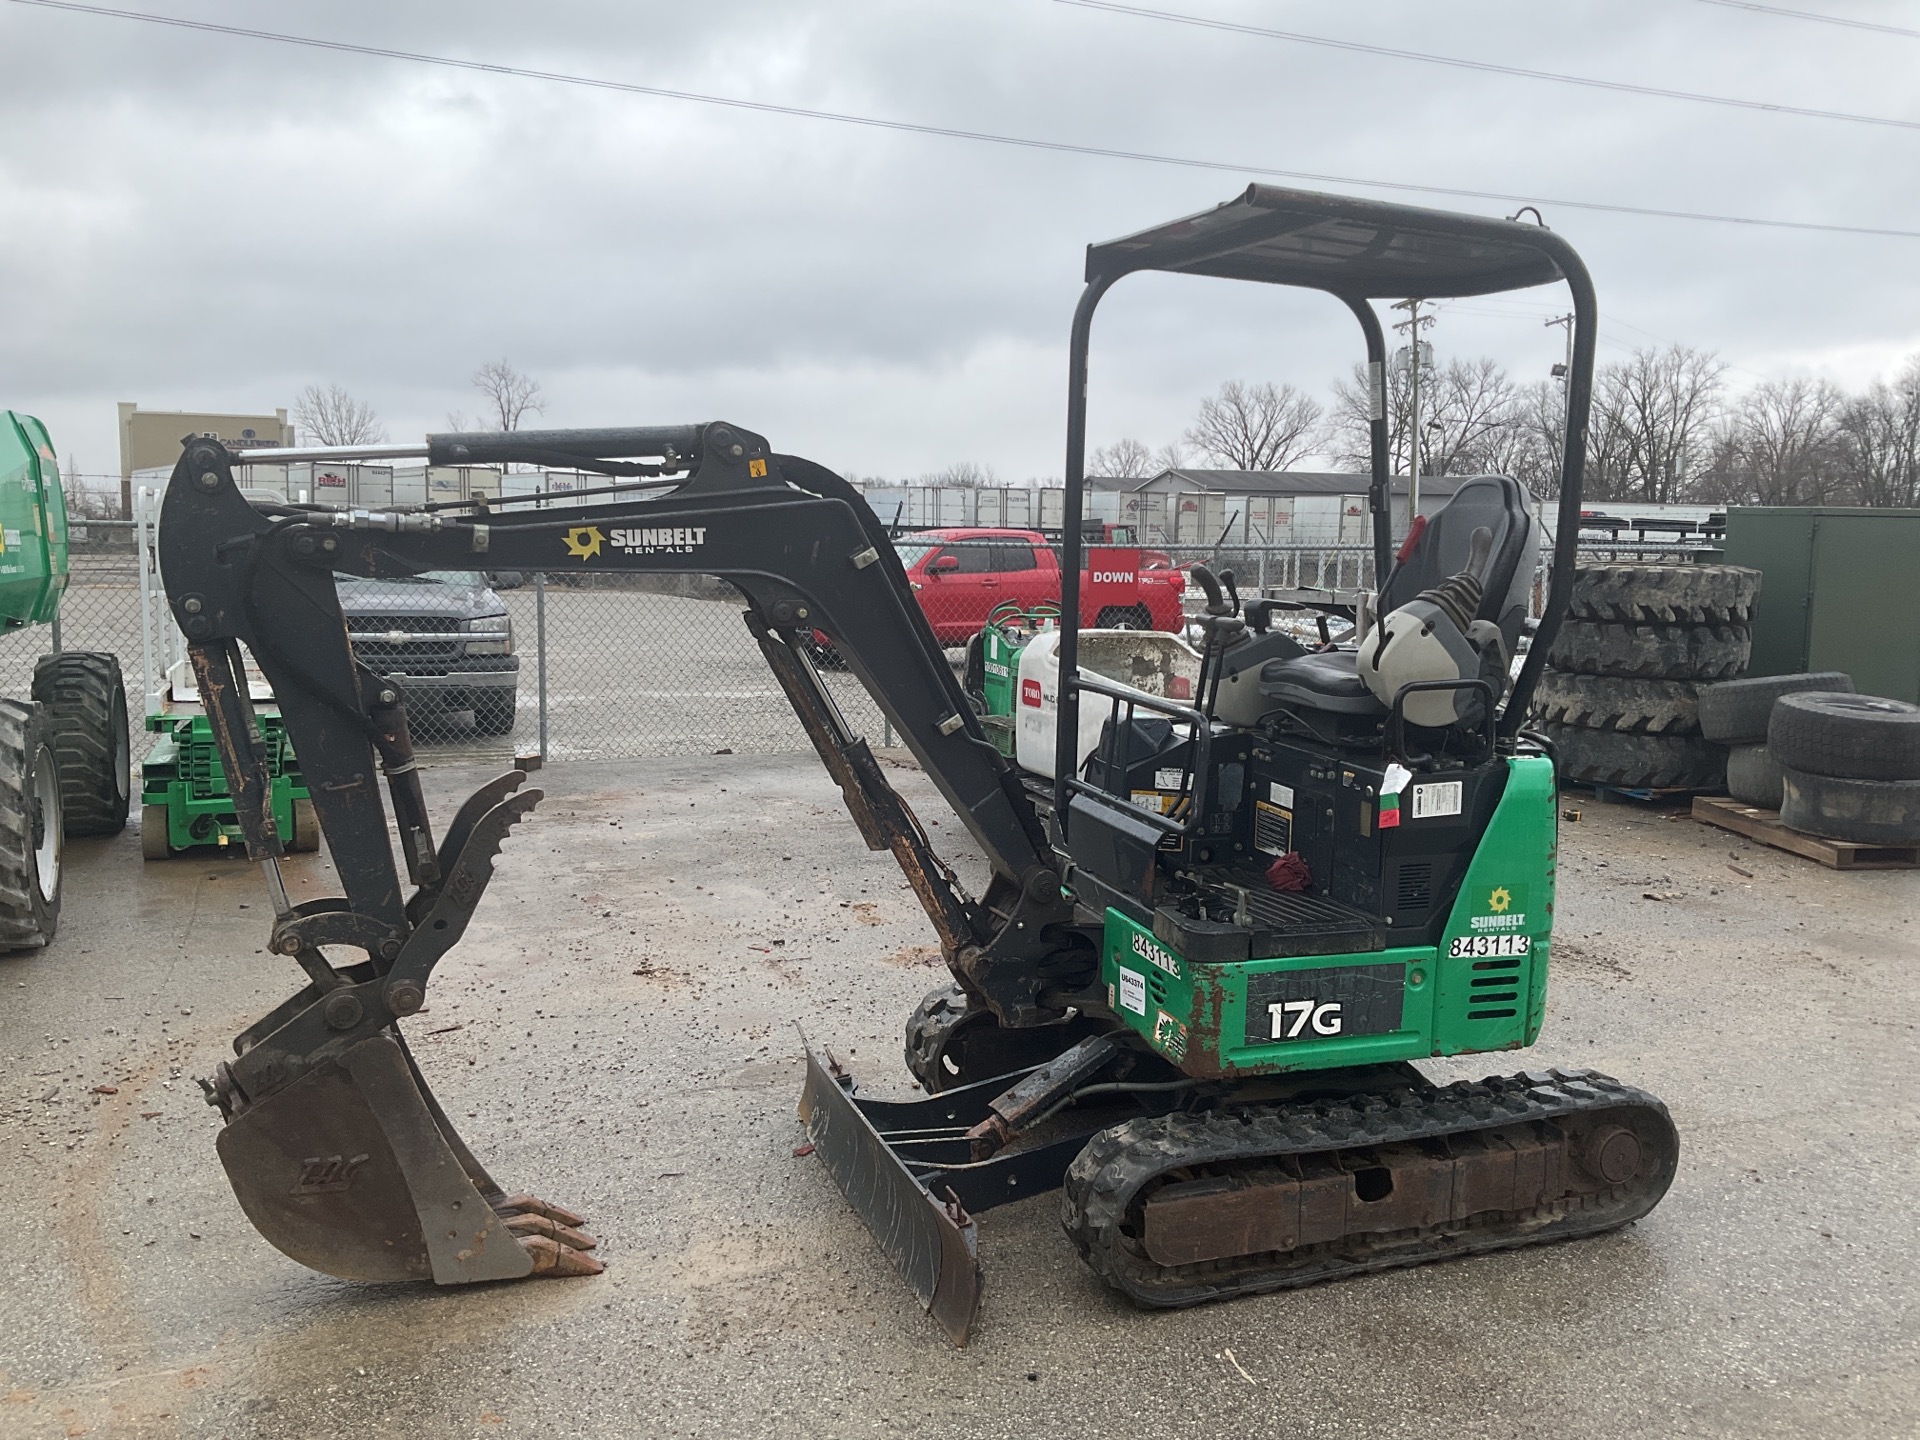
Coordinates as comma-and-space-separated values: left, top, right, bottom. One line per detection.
1098, 754, 1557, 1077
0, 411, 70, 629
1724, 506, 1920, 704
141, 710, 309, 852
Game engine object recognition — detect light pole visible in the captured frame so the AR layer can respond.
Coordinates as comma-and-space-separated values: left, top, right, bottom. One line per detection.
1391, 298, 1435, 536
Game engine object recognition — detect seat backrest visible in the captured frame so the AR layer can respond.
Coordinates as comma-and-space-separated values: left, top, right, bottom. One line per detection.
1379, 475, 1536, 652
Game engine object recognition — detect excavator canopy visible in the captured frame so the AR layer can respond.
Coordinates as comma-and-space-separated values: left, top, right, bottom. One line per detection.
1083, 183, 1576, 297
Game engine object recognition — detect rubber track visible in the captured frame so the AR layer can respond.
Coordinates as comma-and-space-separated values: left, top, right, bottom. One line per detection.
1062, 1068, 1677, 1309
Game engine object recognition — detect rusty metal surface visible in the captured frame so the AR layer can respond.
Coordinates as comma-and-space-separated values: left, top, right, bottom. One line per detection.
1141, 1123, 1570, 1267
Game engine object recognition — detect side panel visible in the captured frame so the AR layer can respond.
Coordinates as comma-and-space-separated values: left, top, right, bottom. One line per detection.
1101, 909, 1437, 1079
1432, 754, 1556, 1054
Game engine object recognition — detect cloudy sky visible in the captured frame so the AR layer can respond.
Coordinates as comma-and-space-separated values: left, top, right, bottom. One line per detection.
3, 0, 1917, 484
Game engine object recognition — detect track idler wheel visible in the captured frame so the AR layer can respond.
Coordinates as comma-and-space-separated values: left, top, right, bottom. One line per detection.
904, 982, 1113, 1093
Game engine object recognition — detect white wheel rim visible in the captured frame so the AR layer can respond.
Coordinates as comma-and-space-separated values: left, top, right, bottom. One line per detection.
32, 745, 60, 902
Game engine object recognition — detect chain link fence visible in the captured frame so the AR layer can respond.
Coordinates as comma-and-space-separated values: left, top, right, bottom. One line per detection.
0, 524, 1719, 768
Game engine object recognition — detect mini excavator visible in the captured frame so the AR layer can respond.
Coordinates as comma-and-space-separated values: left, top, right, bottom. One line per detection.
158, 187, 1676, 1344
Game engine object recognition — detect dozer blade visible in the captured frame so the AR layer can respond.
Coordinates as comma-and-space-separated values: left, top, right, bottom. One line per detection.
217, 1031, 600, 1284
799, 1043, 983, 1345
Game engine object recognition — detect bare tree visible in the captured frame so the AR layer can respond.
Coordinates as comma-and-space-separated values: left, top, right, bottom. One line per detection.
1184, 380, 1323, 471
1151, 440, 1188, 473
1089, 437, 1154, 478
1330, 356, 1536, 483
471, 360, 545, 431
922, 461, 998, 488
1705, 377, 1845, 505
1831, 356, 1920, 509
292, 384, 385, 446
1586, 345, 1726, 502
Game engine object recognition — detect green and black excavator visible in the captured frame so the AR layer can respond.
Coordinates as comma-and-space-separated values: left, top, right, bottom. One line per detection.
156, 187, 1676, 1343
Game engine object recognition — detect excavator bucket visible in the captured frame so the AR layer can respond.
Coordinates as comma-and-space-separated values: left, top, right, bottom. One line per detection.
216, 1029, 603, 1284
799, 1044, 983, 1345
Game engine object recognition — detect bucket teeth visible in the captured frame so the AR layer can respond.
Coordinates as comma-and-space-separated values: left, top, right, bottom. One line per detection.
503, 1211, 599, 1252
495, 1193, 590, 1229
520, 1234, 606, 1277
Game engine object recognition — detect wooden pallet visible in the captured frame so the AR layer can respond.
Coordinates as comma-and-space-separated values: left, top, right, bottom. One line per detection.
1690, 796, 1920, 871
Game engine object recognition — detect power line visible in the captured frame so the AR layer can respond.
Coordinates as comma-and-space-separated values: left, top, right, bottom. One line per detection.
1056, 0, 1920, 132
1692, 0, 1920, 40
11, 0, 1920, 241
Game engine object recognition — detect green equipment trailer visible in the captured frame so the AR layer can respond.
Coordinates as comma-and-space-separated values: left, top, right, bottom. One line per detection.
0, 410, 132, 950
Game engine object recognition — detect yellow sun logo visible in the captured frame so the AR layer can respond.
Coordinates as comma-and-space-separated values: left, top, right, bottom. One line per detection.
1488, 886, 1512, 913
562, 526, 604, 561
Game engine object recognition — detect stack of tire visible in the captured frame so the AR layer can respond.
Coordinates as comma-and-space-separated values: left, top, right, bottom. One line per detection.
1701, 675, 1920, 846
1532, 562, 1761, 791
1696, 672, 1854, 809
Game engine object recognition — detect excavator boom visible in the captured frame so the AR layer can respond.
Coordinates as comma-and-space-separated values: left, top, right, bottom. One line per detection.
156, 421, 1090, 1303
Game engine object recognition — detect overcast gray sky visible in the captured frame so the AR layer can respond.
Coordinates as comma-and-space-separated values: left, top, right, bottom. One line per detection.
3, 0, 1917, 482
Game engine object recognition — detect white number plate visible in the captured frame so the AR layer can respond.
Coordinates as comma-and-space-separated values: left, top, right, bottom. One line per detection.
1448, 934, 1531, 959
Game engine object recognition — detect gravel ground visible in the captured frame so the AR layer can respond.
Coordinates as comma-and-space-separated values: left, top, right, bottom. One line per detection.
1, 755, 1916, 1439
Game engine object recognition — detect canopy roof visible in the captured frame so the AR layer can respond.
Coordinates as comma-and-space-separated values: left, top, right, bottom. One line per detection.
1084, 184, 1574, 299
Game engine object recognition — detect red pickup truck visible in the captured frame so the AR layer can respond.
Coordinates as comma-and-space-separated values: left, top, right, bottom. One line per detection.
894, 527, 1185, 644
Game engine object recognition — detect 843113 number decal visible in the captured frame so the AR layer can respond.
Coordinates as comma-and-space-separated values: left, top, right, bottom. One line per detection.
1447, 934, 1531, 959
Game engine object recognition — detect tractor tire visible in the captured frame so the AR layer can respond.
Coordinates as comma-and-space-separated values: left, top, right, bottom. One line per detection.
1531, 672, 1701, 736
0, 701, 64, 950
1547, 619, 1750, 681
289, 798, 322, 853
140, 804, 173, 861
1768, 691, 1920, 782
472, 692, 518, 737
31, 651, 130, 836
1697, 671, 1854, 745
1539, 720, 1727, 792
1779, 767, 1920, 847
1567, 562, 1761, 626
1725, 744, 1784, 810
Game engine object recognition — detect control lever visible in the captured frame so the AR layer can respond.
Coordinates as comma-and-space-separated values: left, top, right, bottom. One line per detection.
1220, 568, 1241, 616
1190, 564, 1232, 617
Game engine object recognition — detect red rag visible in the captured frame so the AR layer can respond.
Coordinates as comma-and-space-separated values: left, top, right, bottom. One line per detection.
1266, 851, 1312, 892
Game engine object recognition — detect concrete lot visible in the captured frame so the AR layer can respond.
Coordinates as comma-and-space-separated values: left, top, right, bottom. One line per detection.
2, 754, 1917, 1439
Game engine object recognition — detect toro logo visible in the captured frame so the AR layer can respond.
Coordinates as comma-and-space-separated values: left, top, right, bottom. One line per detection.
1021, 678, 1043, 708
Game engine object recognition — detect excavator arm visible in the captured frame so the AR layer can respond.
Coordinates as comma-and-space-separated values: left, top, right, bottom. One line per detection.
155, 421, 1091, 1292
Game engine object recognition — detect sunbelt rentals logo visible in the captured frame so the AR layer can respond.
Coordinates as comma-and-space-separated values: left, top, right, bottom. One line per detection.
562, 524, 709, 560
1468, 883, 1529, 932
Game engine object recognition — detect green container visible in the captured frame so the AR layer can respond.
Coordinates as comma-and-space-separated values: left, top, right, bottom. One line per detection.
0, 410, 70, 629
1723, 506, 1920, 703
141, 709, 310, 853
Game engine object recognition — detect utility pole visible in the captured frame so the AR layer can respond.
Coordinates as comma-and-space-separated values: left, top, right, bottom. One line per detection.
1545, 313, 1574, 386
1391, 298, 1435, 535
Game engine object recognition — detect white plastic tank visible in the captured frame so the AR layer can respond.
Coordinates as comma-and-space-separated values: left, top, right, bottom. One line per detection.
1014, 629, 1203, 778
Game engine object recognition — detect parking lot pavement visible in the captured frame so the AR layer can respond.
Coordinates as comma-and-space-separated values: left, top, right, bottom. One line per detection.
2, 755, 1917, 1440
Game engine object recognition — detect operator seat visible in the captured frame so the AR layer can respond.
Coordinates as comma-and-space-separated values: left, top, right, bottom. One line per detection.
1256, 475, 1537, 719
